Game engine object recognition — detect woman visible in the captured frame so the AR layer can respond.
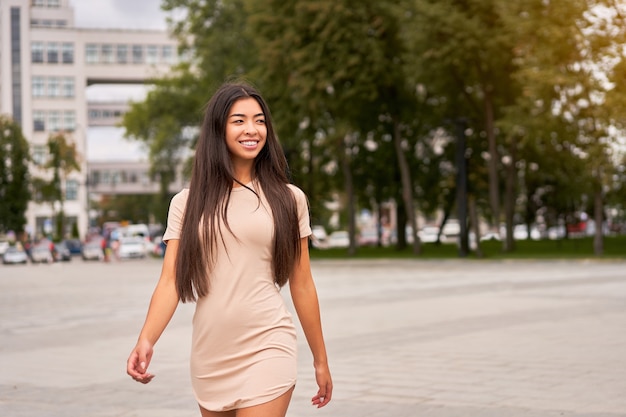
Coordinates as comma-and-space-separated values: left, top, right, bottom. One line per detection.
126, 81, 333, 417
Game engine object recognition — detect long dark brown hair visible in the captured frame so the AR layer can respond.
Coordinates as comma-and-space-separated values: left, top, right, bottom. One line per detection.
175, 82, 302, 302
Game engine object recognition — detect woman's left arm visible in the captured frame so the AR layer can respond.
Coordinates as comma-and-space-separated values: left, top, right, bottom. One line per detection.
289, 237, 333, 408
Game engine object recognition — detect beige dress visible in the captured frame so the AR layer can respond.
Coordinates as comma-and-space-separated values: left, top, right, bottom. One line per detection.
162, 182, 311, 411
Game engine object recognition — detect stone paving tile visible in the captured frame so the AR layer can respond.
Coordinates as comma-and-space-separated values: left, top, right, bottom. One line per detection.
1, 259, 625, 417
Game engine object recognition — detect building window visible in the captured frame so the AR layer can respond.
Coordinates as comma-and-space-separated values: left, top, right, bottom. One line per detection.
31, 42, 44, 63
47, 42, 59, 63
116, 44, 128, 64
48, 110, 61, 131
101, 44, 114, 63
162, 45, 176, 64
48, 77, 60, 97
146, 45, 158, 64
32, 76, 45, 97
65, 179, 78, 201
86, 44, 98, 64
62, 43, 73, 63
32, 0, 45, 6
63, 111, 76, 131
62, 77, 74, 98
47, 0, 60, 7
88, 109, 101, 120
33, 144, 47, 165
33, 111, 46, 131
132, 45, 143, 64
90, 171, 100, 186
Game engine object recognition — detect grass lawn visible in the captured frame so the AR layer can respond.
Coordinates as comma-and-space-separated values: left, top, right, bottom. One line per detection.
309, 235, 626, 260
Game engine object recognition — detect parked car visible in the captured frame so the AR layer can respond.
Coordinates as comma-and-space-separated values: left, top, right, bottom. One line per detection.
63, 239, 83, 256
326, 231, 350, 248
54, 242, 72, 262
0, 239, 10, 256
418, 226, 440, 243
117, 236, 146, 259
31, 244, 54, 264
82, 241, 104, 261
2, 246, 28, 264
311, 225, 328, 249
358, 229, 379, 247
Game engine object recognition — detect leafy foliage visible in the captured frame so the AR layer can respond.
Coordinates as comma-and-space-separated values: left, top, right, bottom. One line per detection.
0, 115, 31, 234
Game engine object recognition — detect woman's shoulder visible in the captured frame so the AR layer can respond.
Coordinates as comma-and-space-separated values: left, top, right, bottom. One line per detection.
286, 183, 307, 198
171, 188, 190, 206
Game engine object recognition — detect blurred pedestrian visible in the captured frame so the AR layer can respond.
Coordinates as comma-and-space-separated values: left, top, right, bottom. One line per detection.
126, 81, 332, 416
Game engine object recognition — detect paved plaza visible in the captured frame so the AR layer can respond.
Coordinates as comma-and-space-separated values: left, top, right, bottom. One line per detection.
1, 257, 625, 417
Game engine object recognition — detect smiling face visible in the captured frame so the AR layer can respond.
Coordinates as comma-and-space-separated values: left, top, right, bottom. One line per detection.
225, 97, 267, 169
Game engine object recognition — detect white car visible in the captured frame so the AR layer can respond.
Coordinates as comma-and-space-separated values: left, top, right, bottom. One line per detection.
31, 245, 54, 263
3, 246, 28, 264
82, 241, 104, 261
326, 231, 350, 248
310, 225, 328, 249
117, 237, 146, 259
0, 240, 9, 256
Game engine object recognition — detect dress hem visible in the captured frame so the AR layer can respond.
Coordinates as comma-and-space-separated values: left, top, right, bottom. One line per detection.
196, 381, 297, 412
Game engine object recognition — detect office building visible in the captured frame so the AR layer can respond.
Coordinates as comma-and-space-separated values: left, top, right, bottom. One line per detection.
0, 0, 179, 238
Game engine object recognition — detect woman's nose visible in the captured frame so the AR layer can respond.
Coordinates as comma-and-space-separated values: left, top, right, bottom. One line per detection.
244, 121, 256, 135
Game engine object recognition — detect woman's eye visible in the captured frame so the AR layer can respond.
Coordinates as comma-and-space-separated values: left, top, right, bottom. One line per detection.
256, 119, 266, 124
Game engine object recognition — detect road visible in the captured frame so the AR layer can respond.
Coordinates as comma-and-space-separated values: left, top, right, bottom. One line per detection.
1, 258, 625, 417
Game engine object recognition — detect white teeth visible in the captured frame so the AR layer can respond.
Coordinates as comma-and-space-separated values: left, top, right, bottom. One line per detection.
241, 141, 257, 146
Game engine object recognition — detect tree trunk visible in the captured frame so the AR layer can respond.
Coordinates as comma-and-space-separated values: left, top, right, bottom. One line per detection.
484, 88, 500, 229
468, 194, 483, 258
593, 187, 604, 256
393, 119, 420, 255
503, 136, 517, 252
342, 133, 357, 256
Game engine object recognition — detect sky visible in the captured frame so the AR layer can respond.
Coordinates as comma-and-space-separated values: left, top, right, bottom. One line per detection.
70, 0, 168, 30
69, 0, 169, 161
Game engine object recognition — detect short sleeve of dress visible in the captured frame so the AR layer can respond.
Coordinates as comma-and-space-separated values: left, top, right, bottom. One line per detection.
288, 184, 312, 239
162, 189, 189, 243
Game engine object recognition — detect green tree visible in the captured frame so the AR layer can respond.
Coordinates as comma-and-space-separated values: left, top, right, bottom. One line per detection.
407, 0, 517, 232
0, 115, 31, 235
502, 0, 626, 254
249, 0, 417, 253
123, 0, 258, 210
33, 133, 81, 239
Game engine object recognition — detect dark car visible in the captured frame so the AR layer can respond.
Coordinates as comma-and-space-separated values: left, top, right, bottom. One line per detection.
54, 242, 72, 262
63, 239, 83, 256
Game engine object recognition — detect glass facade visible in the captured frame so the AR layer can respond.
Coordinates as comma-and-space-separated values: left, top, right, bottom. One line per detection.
32, 76, 45, 97
11, 7, 23, 125
48, 110, 61, 131
83, 42, 178, 65
65, 180, 78, 201
101, 44, 114, 63
86, 44, 98, 63
62, 43, 74, 63
32, 144, 47, 166
47, 76, 60, 97
47, 42, 59, 63
33, 110, 46, 131
132, 45, 143, 64
32, 42, 44, 63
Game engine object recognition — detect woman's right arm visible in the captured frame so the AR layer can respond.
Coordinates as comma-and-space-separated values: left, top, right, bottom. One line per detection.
126, 239, 180, 384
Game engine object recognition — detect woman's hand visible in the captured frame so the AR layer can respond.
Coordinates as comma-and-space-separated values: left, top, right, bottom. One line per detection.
311, 362, 333, 408
126, 339, 155, 384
